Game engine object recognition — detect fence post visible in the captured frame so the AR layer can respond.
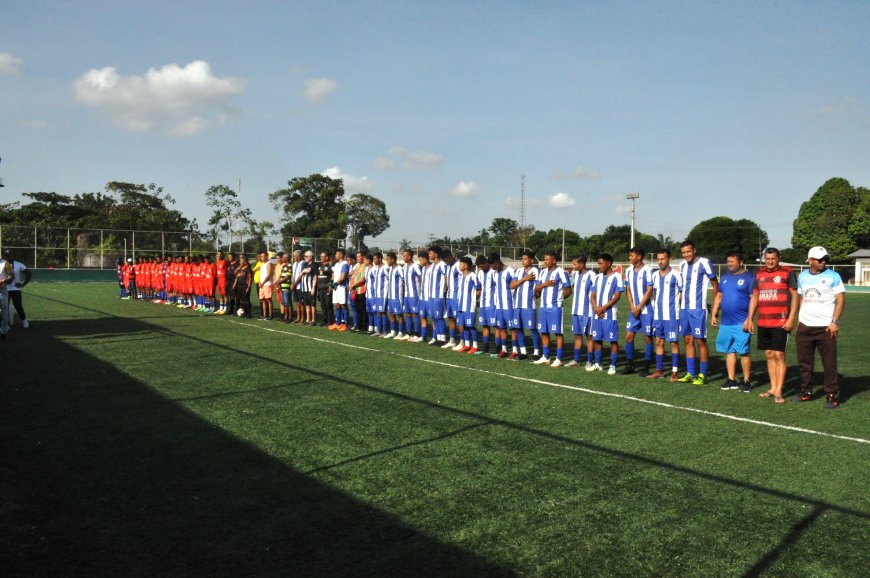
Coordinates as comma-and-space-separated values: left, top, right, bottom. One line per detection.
161, 231, 165, 257
34, 226, 37, 268
67, 228, 71, 269
100, 229, 104, 269
188, 230, 192, 256
132, 230, 136, 261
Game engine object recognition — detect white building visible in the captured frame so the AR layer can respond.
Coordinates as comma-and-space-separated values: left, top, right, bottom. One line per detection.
848, 249, 870, 285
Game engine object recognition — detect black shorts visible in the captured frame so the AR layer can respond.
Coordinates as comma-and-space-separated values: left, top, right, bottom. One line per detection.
302, 292, 315, 306
757, 326, 789, 352
294, 289, 305, 303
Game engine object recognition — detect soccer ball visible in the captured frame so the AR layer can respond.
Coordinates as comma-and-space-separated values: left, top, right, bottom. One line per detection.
236, 308, 245, 317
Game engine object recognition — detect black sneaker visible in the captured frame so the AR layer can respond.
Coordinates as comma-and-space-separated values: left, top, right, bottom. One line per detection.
530, 354, 541, 362
622, 362, 636, 375
824, 394, 840, 409
797, 388, 814, 402
517, 353, 528, 361
637, 363, 650, 378
738, 381, 752, 393
720, 379, 736, 391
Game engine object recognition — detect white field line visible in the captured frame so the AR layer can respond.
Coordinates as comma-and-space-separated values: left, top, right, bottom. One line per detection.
230, 321, 870, 445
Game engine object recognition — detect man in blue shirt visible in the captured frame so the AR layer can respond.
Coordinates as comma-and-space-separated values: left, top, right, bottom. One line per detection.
711, 251, 756, 393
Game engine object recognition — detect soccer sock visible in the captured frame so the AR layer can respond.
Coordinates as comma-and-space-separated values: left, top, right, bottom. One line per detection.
421, 325, 428, 339
611, 352, 618, 367
626, 341, 634, 361
470, 328, 478, 347
687, 357, 697, 376
512, 338, 519, 351
595, 349, 603, 365
542, 346, 550, 359
413, 316, 421, 335
645, 343, 653, 361
531, 330, 540, 351
700, 361, 709, 376
556, 347, 563, 359
495, 337, 502, 350
587, 348, 594, 363
449, 326, 456, 340
574, 348, 581, 362
656, 354, 664, 371
672, 353, 680, 373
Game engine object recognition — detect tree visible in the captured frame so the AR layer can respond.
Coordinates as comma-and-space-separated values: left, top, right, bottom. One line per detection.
205, 184, 253, 250
269, 174, 347, 248
686, 216, 768, 262
792, 178, 870, 262
488, 217, 519, 245
104, 181, 190, 231
344, 193, 390, 251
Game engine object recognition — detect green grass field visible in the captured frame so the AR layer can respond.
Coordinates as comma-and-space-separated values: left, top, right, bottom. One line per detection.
2, 284, 868, 577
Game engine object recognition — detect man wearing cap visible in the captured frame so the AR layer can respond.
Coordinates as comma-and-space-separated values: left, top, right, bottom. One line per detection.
795, 246, 846, 408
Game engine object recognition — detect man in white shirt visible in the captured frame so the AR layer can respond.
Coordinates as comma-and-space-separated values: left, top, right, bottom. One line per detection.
3, 250, 32, 328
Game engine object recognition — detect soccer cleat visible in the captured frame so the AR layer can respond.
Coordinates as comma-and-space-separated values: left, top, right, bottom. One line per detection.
508, 352, 519, 361
452, 344, 465, 351
646, 370, 665, 379
638, 364, 650, 377
677, 373, 696, 383
824, 394, 840, 409
428, 338, 438, 345
467, 347, 478, 354
551, 358, 564, 368
738, 381, 752, 393
473, 349, 487, 355
395, 333, 407, 340
607, 366, 617, 375
584, 361, 594, 371
383, 331, 396, 338
517, 353, 528, 361
338, 324, 348, 332
532, 356, 550, 365
720, 379, 736, 391
21, 320, 29, 329
692, 374, 707, 386
591, 364, 603, 372
328, 323, 338, 330
621, 362, 635, 375
567, 360, 580, 367
441, 340, 455, 349
497, 350, 509, 358
670, 372, 680, 382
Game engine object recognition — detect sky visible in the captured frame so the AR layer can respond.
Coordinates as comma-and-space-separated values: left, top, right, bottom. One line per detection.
2, 0, 869, 251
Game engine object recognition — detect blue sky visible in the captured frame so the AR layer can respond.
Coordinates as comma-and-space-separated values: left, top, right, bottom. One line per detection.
2, 0, 868, 251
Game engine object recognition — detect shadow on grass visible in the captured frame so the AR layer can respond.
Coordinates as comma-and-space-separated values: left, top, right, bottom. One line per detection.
0, 316, 518, 577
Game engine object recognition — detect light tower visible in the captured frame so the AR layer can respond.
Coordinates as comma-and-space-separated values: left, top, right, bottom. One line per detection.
519, 175, 526, 248
626, 192, 640, 248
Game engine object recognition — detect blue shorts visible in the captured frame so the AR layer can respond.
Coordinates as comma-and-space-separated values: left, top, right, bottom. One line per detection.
478, 306, 494, 327
418, 299, 430, 319
592, 318, 619, 342
625, 312, 653, 336
537, 307, 564, 335
281, 289, 292, 305
447, 297, 459, 318
428, 297, 446, 318
513, 307, 537, 331
458, 310, 476, 329
652, 319, 680, 342
716, 324, 751, 355
679, 309, 708, 339
494, 308, 513, 329
374, 297, 386, 313
388, 298, 403, 315
403, 295, 419, 314
572, 314, 592, 336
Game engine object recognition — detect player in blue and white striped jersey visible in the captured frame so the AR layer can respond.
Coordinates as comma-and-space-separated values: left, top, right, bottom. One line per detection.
382, 252, 405, 339
427, 245, 450, 346
453, 256, 481, 353
647, 248, 683, 380
533, 251, 572, 366
443, 250, 462, 348
416, 252, 432, 343
589, 253, 624, 374
624, 247, 655, 375
401, 249, 422, 341
365, 253, 381, 334
475, 255, 494, 355
376, 253, 392, 335
487, 253, 516, 358
509, 250, 540, 360
677, 240, 719, 385
569, 255, 596, 368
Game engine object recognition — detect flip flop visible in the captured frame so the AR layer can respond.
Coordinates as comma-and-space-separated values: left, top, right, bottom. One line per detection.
774, 396, 786, 404
758, 391, 775, 398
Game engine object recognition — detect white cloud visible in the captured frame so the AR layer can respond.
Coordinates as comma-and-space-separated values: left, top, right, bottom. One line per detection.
387, 146, 444, 169
549, 192, 576, 208
614, 204, 632, 214
303, 77, 337, 103
18, 119, 48, 129
0, 52, 22, 75
322, 166, 374, 194
573, 165, 601, 179
450, 181, 479, 198
74, 60, 245, 137
373, 157, 395, 171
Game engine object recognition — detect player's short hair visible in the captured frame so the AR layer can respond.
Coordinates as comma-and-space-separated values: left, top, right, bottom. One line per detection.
276, 251, 285, 258
726, 251, 744, 262
335, 248, 345, 258
402, 249, 413, 257
364, 254, 373, 261
680, 239, 695, 250
486, 252, 502, 265
304, 250, 313, 257
428, 245, 443, 258
386, 251, 397, 261
656, 248, 671, 258
521, 249, 535, 259
764, 247, 780, 258
418, 252, 429, 260
543, 250, 558, 260
629, 246, 645, 257
475, 255, 488, 265
572, 255, 587, 264
373, 252, 383, 259
598, 253, 614, 264
459, 256, 473, 268
442, 249, 453, 260
293, 249, 302, 256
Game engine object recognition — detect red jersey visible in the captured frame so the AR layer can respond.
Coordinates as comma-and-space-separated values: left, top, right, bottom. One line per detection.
216, 259, 228, 287
754, 266, 797, 328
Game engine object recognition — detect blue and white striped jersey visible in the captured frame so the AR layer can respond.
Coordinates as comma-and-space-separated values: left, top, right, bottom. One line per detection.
427, 261, 449, 299
592, 272, 624, 320
457, 273, 481, 312
571, 269, 597, 316
366, 264, 381, 299
651, 269, 682, 321
446, 261, 462, 298
512, 266, 539, 309
491, 266, 515, 311
679, 257, 716, 311
403, 262, 422, 299
537, 266, 571, 308
626, 264, 654, 314
478, 268, 494, 308
421, 264, 432, 300
387, 264, 405, 300
378, 264, 392, 299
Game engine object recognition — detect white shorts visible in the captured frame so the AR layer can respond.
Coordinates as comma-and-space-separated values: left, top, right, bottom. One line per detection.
332, 286, 347, 305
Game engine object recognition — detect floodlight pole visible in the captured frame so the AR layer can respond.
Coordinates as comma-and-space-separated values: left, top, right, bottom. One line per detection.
626, 193, 640, 248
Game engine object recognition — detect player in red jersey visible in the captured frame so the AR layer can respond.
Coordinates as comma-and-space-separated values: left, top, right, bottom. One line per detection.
747, 247, 798, 403
215, 250, 228, 314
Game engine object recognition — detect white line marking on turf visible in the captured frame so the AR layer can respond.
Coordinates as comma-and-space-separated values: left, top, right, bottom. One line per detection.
230, 321, 870, 445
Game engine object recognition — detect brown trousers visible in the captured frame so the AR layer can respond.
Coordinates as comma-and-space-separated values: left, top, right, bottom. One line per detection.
796, 323, 839, 394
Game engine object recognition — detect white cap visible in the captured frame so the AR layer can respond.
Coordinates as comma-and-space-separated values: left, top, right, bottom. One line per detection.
806, 246, 829, 262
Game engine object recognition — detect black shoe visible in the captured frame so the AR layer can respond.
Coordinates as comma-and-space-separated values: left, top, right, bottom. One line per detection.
621, 363, 635, 375
738, 381, 752, 393
517, 353, 528, 361
530, 354, 541, 362
720, 379, 736, 391
638, 363, 650, 377
824, 393, 840, 409
797, 388, 814, 402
